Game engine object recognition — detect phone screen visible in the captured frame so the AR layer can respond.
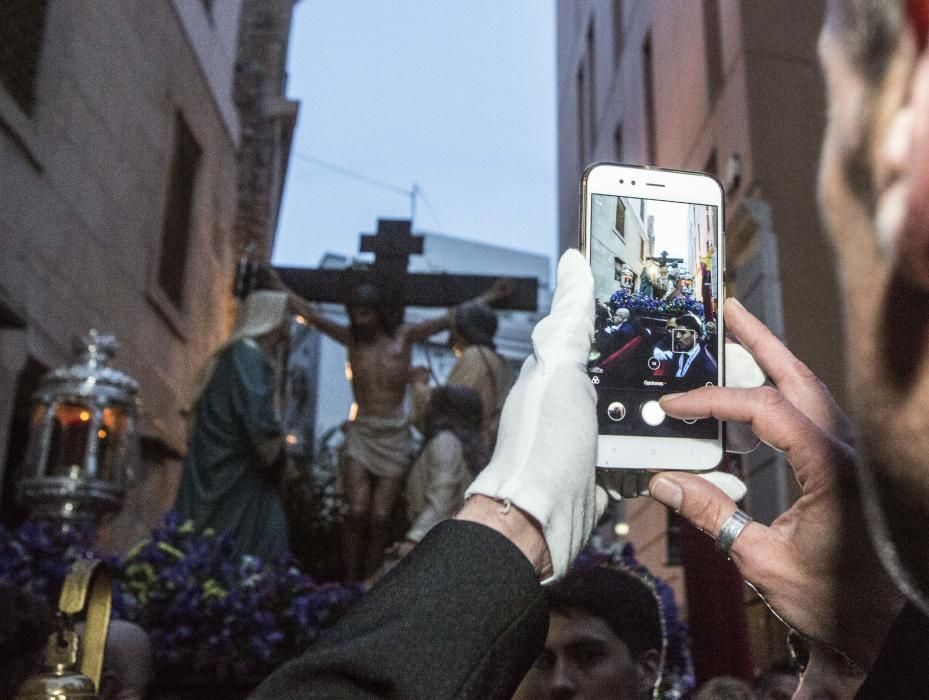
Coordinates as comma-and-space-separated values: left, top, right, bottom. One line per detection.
588, 193, 720, 439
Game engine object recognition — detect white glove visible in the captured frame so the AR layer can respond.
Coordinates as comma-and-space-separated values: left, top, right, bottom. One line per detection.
466, 249, 608, 579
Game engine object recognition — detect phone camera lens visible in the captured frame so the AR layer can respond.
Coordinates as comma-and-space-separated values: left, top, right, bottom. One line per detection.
619, 179, 624, 184
631, 180, 637, 185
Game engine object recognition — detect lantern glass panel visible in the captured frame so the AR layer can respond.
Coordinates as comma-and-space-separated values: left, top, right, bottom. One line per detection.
47, 403, 93, 478
97, 406, 130, 482
22, 404, 48, 478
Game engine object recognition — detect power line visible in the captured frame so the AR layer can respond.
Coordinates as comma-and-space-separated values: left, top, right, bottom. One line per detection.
292, 151, 413, 197
291, 152, 450, 233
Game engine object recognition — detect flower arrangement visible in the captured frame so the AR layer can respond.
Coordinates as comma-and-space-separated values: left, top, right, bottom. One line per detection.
0, 518, 97, 604
573, 542, 696, 699
0, 513, 363, 682
609, 289, 705, 320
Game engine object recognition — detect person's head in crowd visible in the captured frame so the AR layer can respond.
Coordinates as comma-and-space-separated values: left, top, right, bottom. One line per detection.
595, 300, 612, 331
451, 301, 498, 352
818, 0, 929, 605
673, 314, 702, 353
693, 675, 754, 700
613, 308, 631, 325
347, 281, 394, 343
753, 657, 800, 700
424, 384, 488, 476
514, 566, 663, 700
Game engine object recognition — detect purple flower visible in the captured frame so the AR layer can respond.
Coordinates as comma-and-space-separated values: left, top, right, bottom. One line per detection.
0, 512, 364, 682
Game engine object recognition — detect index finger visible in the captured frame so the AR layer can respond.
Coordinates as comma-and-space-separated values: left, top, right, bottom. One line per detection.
724, 298, 854, 445
660, 385, 841, 487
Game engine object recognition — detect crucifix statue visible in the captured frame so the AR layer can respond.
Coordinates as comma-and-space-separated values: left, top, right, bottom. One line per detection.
266, 219, 537, 580
642, 250, 685, 300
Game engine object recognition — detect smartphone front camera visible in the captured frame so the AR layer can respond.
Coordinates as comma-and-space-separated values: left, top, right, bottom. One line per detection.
619, 179, 624, 184
631, 180, 636, 185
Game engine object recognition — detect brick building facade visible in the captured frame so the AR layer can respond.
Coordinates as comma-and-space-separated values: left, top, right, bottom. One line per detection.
0, 0, 297, 552
557, 0, 840, 675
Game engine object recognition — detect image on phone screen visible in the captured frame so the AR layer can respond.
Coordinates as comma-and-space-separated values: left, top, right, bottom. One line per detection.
588, 194, 720, 439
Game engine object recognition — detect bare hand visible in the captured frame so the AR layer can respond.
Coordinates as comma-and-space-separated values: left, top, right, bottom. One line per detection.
486, 278, 514, 305
649, 298, 902, 672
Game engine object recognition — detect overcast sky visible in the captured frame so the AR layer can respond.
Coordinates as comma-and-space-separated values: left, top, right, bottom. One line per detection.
271, 1, 557, 269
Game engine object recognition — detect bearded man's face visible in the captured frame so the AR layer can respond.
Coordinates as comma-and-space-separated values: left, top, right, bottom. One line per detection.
818, 1, 929, 604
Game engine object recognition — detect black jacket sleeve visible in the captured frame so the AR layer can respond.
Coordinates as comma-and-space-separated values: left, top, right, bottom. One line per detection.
856, 603, 929, 698
250, 520, 548, 699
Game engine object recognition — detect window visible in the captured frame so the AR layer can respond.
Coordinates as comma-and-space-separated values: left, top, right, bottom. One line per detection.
614, 257, 626, 282
703, 0, 724, 107
612, 0, 624, 65
157, 112, 202, 309
642, 34, 656, 163
614, 197, 626, 238
0, 0, 49, 115
640, 238, 646, 262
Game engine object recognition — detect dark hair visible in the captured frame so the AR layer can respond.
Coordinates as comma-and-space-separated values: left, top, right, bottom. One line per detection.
675, 314, 702, 333
545, 566, 662, 658
829, 0, 905, 84
347, 281, 398, 338
424, 385, 488, 475
455, 302, 498, 349
695, 675, 754, 700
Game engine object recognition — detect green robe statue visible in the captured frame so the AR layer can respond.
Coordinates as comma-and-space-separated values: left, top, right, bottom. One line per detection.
175, 338, 289, 562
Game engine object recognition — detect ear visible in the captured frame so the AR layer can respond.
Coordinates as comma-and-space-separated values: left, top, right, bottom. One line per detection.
635, 648, 662, 696
875, 3, 929, 288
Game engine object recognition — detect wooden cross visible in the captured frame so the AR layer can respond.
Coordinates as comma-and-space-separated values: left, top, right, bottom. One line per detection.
646, 250, 684, 268
273, 218, 538, 314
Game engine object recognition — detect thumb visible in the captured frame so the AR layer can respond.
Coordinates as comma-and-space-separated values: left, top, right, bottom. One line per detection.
649, 472, 766, 576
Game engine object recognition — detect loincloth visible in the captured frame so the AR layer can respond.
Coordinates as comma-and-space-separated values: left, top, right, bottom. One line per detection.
342, 414, 413, 480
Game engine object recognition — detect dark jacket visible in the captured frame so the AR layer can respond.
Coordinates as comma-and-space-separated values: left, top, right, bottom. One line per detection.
250, 520, 547, 699
251, 518, 929, 699
855, 603, 929, 698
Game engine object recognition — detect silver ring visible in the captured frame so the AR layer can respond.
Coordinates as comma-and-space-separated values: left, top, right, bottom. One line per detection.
715, 509, 752, 557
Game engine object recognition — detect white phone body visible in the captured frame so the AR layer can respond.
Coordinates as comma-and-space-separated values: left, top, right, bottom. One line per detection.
579, 163, 725, 471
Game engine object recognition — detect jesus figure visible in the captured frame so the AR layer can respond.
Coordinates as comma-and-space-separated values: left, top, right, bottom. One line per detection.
302, 278, 510, 580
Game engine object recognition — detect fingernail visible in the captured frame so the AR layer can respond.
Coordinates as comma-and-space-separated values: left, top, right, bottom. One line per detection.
726, 297, 743, 309
650, 476, 683, 511
659, 393, 683, 403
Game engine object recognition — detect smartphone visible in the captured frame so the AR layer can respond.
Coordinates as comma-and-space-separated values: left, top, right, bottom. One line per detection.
580, 163, 724, 472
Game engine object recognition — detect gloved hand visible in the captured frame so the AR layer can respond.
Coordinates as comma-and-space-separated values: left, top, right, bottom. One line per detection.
466, 249, 608, 579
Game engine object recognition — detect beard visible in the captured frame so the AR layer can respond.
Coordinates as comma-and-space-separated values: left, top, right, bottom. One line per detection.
821, 113, 929, 612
